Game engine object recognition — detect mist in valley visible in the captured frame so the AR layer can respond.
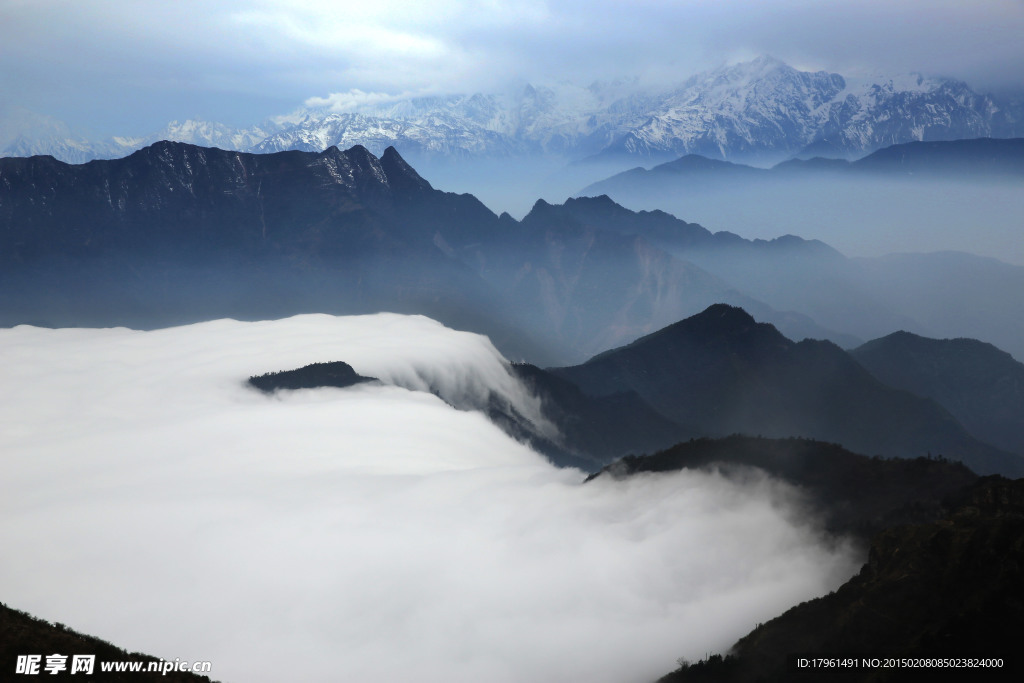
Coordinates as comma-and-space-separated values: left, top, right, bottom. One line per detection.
579, 172, 1024, 266
0, 314, 860, 683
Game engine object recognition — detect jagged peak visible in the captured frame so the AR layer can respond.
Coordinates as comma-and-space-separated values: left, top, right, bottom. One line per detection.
649, 303, 789, 345
584, 304, 789, 365
380, 146, 432, 191
341, 143, 374, 160
566, 194, 620, 208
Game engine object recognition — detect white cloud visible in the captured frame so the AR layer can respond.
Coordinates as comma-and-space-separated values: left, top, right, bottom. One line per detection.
304, 89, 428, 112
0, 314, 859, 682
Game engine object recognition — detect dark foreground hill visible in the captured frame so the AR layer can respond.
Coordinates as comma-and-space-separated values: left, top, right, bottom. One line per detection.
0, 602, 216, 681
658, 477, 1024, 683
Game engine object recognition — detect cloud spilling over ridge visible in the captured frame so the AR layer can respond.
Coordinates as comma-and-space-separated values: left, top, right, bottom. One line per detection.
0, 314, 859, 682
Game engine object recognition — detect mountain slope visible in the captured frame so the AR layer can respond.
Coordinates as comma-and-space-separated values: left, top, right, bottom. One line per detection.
660, 476, 1024, 683
1, 601, 216, 682
589, 435, 978, 540
853, 331, 1024, 456
552, 304, 1024, 476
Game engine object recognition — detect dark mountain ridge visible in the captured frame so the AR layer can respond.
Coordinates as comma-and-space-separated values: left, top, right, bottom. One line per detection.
552, 304, 1024, 476
660, 475, 1024, 683
248, 361, 377, 393
0, 141, 487, 260
589, 435, 979, 541
852, 331, 1024, 456
580, 138, 1024, 199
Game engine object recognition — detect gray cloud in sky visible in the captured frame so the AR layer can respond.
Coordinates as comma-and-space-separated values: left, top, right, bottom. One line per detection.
0, 313, 860, 682
2, 1, 1022, 136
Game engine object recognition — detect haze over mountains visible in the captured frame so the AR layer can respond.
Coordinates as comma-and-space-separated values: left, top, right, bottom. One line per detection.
4, 140, 1023, 367
578, 136, 1024, 264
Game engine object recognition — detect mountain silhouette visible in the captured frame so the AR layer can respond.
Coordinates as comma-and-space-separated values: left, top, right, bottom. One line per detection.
552, 304, 1023, 476
853, 331, 1024, 456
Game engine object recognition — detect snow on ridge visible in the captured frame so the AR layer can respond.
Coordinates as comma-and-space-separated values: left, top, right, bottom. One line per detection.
4, 58, 1018, 165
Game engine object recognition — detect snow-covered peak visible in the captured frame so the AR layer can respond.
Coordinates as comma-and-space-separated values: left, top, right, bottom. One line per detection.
4, 57, 1019, 166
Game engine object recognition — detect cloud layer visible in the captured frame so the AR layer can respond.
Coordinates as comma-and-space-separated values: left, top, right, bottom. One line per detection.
2, 1, 1022, 136
0, 314, 860, 682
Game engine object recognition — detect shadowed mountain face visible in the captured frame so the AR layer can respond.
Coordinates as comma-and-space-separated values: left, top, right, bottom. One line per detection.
852, 331, 1024, 456
0, 142, 524, 353
551, 304, 1024, 476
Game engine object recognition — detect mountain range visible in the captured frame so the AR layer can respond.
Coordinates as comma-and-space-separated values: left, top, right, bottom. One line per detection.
582, 137, 1024, 195
5, 57, 1022, 168
2, 139, 1022, 360
0, 141, 874, 363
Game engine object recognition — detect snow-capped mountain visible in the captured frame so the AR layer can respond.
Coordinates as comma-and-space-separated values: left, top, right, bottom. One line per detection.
148, 119, 283, 152
252, 110, 522, 157
799, 73, 1014, 158
4, 57, 1020, 165
255, 82, 653, 159
600, 56, 1020, 163
604, 55, 849, 161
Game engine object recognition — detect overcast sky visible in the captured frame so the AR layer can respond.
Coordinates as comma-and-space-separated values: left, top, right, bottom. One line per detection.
2, 0, 1023, 136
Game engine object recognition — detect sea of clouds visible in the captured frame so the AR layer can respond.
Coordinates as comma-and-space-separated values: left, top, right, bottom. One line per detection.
0, 313, 860, 682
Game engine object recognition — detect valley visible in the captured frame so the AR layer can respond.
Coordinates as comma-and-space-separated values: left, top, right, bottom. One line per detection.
3, 18, 1023, 680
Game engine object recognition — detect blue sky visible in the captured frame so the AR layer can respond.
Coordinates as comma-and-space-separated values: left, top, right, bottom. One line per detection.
2, 0, 1023, 137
